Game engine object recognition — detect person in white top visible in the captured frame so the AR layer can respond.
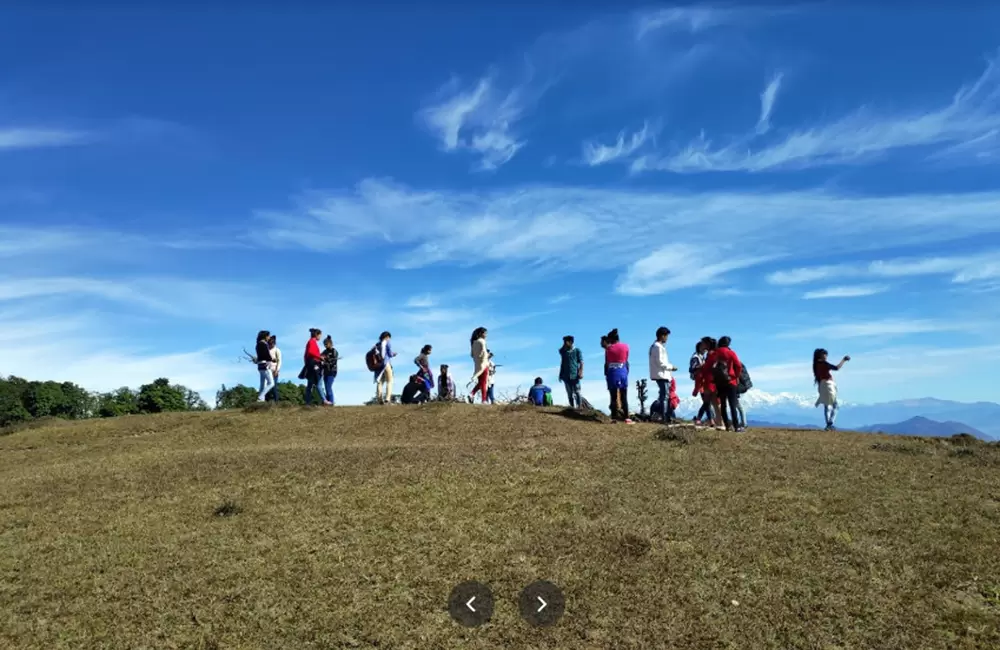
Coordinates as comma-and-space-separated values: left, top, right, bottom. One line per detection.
267, 335, 282, 402
469, 327, 489, 403
648, 326, 679, 423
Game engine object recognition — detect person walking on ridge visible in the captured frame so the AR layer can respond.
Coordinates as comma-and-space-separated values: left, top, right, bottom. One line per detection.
255, 330, 274, 402
559, 335, 584, 409
373, 331, 397, 405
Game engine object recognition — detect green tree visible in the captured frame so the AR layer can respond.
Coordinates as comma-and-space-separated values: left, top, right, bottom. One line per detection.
22, 381, 67, 418
96, 388, 140, 418
0, 390, 31, 428
136, 378, 188, 414
216, 384, 258, 409
275, 381, 306, 404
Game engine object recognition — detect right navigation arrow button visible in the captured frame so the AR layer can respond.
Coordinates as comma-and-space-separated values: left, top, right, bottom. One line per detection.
519, 581, 564, 627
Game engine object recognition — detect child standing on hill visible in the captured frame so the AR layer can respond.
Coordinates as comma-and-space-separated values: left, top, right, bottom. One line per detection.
814, 348, 850, 430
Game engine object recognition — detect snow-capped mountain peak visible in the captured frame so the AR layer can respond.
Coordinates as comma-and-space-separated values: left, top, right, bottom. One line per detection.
676, 389, 814, 415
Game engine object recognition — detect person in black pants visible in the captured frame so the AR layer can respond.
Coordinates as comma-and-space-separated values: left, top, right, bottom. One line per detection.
711, 336, 745, 432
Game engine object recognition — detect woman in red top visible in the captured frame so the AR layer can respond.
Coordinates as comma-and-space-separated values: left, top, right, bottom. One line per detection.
303, 328, 331, 406
604, 328, 632, 424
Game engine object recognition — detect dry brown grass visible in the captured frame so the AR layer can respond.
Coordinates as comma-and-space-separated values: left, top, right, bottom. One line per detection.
1, 404, 999, 649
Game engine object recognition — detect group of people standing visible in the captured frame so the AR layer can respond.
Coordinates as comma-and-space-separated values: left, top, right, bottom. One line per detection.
251, 326, 849, 430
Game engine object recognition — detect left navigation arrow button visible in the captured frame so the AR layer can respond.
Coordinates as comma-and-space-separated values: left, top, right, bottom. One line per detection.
448, 581, 493, 627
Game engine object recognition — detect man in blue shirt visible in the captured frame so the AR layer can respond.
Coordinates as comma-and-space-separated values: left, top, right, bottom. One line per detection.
527, 377, 552, 406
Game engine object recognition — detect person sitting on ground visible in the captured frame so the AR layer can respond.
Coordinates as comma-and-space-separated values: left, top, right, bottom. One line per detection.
527, 377, 553, 406
438, 364, 456, 401
813, 348, 849, 431
401, 374, 430, 405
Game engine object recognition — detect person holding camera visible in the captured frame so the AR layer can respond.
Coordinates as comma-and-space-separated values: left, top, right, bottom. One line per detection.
813, 349, 850, 431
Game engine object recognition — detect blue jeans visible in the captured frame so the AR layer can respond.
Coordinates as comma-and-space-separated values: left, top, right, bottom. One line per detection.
324, 373, 336, 405
824, 402, 838, 427
487, 385, 495, 404
563, 379, 582, 408
305, 366, 325, 405
655, 379, 675, 422
258, 368, 274, 401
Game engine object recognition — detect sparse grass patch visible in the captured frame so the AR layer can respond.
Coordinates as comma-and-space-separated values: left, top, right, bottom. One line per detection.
870, 440, 930, 455
1, 407, 998, 649
212, 500, 242, 518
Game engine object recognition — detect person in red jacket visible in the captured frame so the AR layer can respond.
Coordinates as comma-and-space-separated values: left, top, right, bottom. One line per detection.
303, 328, 331, 406
700, 337, 723, 430
710, 335, 744, 432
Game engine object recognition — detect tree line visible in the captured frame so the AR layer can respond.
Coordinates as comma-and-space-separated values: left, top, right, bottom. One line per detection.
0, 376, 322, 429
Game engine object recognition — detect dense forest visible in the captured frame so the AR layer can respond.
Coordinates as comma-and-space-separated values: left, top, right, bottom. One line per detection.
0, 376, 314, 429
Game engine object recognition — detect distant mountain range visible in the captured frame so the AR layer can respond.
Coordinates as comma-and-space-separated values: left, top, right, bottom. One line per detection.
676, 391, 1000, 441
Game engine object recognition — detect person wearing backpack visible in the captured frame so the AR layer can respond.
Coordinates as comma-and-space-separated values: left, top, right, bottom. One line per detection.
700, 338, 724, 430
689, 340, 713, 425
370, 331, 397, 405
708, 336, 744, 432
648, 326, 679, 423
558, 335, 585, 409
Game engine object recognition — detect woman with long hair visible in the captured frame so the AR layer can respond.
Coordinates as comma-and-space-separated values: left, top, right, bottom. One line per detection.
604, 328, 632, 424
814, 348, 850, 430
255, 330, 274, 402
689, 339, 712, 425
469, 327, 489, 403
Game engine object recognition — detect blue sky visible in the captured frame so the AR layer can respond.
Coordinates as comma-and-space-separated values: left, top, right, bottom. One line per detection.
3, 4, 1000, 407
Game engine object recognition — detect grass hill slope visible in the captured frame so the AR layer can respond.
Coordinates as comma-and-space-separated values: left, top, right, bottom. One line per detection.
2, 404, 999, 649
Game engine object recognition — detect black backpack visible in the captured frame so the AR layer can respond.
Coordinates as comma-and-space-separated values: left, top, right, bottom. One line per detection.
738, 365, 752, 394
365, 345, 383, 372
688, 355, 703, 381
712, 358, 730, 387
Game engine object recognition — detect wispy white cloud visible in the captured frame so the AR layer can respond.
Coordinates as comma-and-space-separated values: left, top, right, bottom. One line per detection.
634, 50, 1000, 173
634, 5, 750, 40
0, 127, 94, 150
775, 318, 975, 340
253, 180, 1000, 295
769, 250, 1000, 289
581, 121, 653, 166
419, 75, 530, 170
548, 294, 572, 304
756, 72, 784, 134
616, 244, 773, 295
801, 284, 889, 299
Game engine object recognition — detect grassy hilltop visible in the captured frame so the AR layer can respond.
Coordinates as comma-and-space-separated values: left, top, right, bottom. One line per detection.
1, 404, 999, 649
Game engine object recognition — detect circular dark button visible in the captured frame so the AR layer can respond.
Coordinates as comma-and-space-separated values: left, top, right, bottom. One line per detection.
518, 580, 565, 627
447, 581, 494, 627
